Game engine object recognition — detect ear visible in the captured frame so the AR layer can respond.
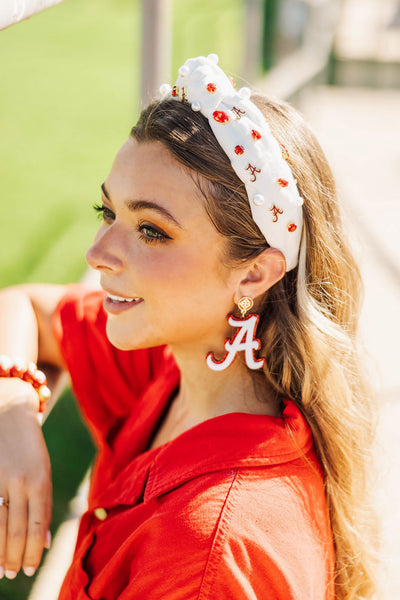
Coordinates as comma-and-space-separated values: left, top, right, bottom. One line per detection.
234, 248, 286, 304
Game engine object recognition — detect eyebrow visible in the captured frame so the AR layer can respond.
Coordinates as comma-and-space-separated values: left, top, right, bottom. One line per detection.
101, 183, 183, 229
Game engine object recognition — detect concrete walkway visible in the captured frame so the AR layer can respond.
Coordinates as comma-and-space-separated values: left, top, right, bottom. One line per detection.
335, 0, 400, 62
300, 86, 400, 599
27, 85, 400, 599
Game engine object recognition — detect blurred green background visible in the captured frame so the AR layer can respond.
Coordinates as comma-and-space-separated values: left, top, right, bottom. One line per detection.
0, 0, 243, 597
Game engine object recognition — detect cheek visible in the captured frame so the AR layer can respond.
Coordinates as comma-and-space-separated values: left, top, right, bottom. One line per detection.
147, 250, 234, 326
136, 247, 204, 290
145, 248, 225, 299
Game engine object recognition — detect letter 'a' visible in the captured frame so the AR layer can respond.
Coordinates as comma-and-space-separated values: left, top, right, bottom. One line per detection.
206, 314, 265, 371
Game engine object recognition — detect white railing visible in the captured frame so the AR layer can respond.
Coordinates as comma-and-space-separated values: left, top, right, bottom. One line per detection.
0, 0, 66, 31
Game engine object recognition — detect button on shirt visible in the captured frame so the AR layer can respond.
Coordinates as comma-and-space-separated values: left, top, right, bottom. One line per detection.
53, 286, 334, 600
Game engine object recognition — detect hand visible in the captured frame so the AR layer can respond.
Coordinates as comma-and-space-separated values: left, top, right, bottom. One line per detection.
0, 379, 52, 580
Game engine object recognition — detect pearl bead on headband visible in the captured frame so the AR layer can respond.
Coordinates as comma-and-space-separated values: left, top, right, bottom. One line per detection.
159, 53, 304, 272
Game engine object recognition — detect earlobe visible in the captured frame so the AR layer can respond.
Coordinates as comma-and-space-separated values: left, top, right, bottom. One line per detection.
235, 248, 286, 302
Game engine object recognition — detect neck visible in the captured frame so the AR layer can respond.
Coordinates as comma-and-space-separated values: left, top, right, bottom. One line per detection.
170, 341, 279, 423
150, 340, 280, 450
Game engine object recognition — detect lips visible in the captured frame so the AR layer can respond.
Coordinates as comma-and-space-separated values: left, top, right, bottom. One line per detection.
103, 290, 144, 314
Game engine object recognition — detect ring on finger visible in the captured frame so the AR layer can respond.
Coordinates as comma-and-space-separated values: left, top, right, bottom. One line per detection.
0, 497, 9, 508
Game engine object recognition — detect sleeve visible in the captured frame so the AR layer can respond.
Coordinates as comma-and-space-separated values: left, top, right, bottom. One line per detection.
52, 284, 167, 447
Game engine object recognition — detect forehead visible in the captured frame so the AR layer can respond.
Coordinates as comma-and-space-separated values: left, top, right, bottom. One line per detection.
106, 138, 203, 209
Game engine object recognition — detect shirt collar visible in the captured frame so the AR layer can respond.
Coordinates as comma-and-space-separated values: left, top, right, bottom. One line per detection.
94, 388, 314, 509
144, 400, 313, 502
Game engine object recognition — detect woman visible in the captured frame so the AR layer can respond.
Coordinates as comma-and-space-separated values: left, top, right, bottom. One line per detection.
0, 55, 377, 599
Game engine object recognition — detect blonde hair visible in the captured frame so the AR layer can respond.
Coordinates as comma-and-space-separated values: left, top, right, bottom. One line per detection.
131, 95, 378, 599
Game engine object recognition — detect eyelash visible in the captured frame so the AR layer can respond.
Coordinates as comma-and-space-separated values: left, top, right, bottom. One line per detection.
137, 223, 170, 244
92, 203, 170, 244
93, 203, 114, 222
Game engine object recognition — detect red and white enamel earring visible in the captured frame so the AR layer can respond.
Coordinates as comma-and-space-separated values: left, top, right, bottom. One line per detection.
206, 297, 265, 371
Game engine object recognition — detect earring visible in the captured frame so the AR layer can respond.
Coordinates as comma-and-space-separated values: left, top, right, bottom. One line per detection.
206, 296, 265, 371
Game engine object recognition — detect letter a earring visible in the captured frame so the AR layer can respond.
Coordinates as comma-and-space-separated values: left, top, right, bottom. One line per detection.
206, 297, 265, 371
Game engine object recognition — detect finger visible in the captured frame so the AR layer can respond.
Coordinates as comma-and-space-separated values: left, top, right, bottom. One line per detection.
23, 483, 52, 575
44, 529, 52, 550
0, 497, 9, 579
6, 482, 28, 577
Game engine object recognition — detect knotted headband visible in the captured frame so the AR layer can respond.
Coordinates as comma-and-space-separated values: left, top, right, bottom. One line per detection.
160, 54, 303, 272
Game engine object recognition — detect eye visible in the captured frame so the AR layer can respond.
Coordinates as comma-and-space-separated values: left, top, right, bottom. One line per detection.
138, 223, 170, 244
93, 203, 115, 223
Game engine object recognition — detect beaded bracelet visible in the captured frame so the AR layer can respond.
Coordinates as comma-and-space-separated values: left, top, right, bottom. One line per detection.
0, 355, 51, 413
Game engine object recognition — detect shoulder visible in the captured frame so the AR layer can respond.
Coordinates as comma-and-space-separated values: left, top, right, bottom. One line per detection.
199, 465, 333, 600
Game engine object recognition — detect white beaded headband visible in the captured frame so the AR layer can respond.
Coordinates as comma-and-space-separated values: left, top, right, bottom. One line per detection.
159, 53, 303, 272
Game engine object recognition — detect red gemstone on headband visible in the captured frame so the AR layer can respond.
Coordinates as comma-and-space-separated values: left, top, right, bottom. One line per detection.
287, 223, 297, 233
206, 83, 217, 93
213, 110, 230, 124
277, 178, 289, 188
251, 129, 261, 141
172, 86, 178, 97
234, 145, 245, 155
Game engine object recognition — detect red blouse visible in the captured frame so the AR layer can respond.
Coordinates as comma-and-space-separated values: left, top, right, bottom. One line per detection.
53, 286, 334, 600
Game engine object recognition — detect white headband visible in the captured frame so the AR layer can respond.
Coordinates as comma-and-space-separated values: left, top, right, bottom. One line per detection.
160, 54, 303, 272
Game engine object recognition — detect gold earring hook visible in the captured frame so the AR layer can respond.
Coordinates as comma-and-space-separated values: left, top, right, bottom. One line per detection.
237, 296, 253, 318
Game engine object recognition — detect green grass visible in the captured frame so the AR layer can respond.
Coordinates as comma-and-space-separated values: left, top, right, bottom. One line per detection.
0, 0, 140, 288
0, 0, 244, 289
0, 1, 243, 597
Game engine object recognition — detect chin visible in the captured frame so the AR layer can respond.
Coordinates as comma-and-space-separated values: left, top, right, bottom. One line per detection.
105, 320, 155, 351
108, 338, 137, 351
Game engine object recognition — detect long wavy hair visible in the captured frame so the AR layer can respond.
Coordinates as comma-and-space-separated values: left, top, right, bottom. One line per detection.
131, 96, 378, 600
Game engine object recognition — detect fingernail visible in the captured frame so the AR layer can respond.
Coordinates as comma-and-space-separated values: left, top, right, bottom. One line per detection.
0, 566, 4, 579
23, 566, 36, 576
5, 570, 17, 579
45, 530, 52, 549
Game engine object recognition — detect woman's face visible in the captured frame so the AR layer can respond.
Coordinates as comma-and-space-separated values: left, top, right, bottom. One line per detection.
86, 138, 242, 352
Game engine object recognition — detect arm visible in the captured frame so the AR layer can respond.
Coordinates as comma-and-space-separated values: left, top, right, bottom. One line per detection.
0, 284, 67, 580
0, 284, 67, 368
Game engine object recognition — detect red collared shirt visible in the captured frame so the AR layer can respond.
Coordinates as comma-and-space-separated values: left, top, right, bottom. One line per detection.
53, 286, 334, 600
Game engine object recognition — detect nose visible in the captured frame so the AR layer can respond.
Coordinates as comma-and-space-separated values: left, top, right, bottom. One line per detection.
86, 229, 124, 273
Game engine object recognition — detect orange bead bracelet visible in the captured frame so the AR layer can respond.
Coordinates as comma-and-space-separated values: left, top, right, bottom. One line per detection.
0, 355, 51, 413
